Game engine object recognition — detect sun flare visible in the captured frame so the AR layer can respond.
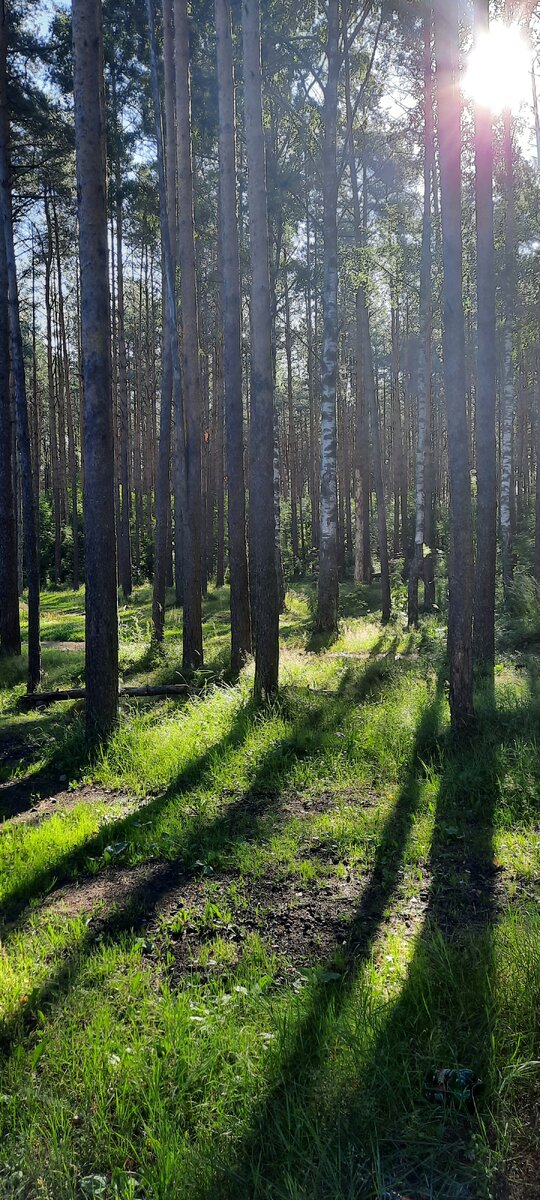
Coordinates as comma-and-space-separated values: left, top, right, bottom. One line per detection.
463, 21, 531, 115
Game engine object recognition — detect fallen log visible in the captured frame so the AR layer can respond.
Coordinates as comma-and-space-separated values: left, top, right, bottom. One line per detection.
20, 683, 196, 709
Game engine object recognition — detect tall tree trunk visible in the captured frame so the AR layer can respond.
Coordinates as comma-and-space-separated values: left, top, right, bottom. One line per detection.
150, 0, 175, 642
162, 0, 180, 610
146, 0, 189, 649
361, 289, 391, 622
391, 299, 407, 559
0, 217, 20, 655
30, 237, 40, 495
500, 106, 515, 600
284, 268, 299, 570
44, 191, 62, 585
353, 290, 372, 583
215, 0, 252, 669
175, 0, 204, 669
343, 42, 373, 588
408, 6, 432, 628
0, 0, 40, 689
472, 0, 497, 668
241, 0, 279, 700
434, 0, 474, 729
315, 0, 339, 633
52, 195, 80, 589
305, 193, 319, 551
214, 339, 225, 588
535, 360, 540, 584
112, 78, 133, 599
72, 0, 118, 742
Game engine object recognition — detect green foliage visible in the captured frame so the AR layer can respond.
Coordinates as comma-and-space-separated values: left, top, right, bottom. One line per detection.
502, 567, 540, 645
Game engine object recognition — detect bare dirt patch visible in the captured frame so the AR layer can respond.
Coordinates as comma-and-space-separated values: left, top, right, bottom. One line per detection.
44, 641, 85, 652
47, 857, 178, 919
152, 869, 370, 979
218, 786, 379, 820
42, 850, 368, 968
0, 779, 134, 830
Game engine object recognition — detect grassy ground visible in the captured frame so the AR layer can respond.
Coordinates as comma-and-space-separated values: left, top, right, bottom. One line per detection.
0, 582, 538, 1200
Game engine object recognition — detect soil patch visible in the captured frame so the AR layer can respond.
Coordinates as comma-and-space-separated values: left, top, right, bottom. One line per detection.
47, 858, 179, 919
1, 783, 134, 831
44, 641, 85, 652
151, 869, 369, 981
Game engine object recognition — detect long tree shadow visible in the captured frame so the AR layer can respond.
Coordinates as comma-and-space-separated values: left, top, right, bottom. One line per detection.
203, 679, 505, 1200
1, 647, 410, 929
0, 718, 90, 822
193, 673, 447, 1199
0, 652, 406, 1057
334, 704, 500, 1199
4, 671, 529, 1198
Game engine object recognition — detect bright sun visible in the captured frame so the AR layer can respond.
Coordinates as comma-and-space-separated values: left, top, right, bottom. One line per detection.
463, 21, 531, 115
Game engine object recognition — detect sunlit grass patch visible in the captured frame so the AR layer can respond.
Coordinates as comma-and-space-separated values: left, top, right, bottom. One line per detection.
0, 582, 539, 1198
91, 683, 247, 797
0, 795, 129, 918
1, 904, 537, 1200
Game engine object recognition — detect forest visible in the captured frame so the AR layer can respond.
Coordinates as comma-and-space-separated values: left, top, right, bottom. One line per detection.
0, 0, 539, 1196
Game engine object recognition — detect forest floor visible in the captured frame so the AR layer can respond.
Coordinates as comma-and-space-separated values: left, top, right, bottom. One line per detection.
0, 582, 539, 1200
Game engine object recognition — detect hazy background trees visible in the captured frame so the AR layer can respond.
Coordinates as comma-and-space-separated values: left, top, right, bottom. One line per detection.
3, 0, 540, 733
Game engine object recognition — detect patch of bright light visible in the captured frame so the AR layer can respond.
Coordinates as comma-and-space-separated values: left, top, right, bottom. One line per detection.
463, 21, 531, 115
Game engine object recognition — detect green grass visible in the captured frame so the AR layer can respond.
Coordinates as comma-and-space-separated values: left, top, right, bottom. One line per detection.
0, 583, 538, 1199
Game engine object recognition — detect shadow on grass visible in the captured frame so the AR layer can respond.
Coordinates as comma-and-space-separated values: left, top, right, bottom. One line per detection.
4, 665, 528, 1197
305, 627, 341, 655
0, 665, 404, 1059
0, 716, 89, 818
0, 641, 406, 934
197, 680, 504, 1200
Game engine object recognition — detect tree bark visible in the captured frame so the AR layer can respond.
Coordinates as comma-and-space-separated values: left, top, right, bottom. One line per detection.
72, 0, 119, 742
472, 0, 497, 667
241, 0, 279, 700
315, 0, 340, 633
112, 71, 133, 600
0, 216, 20, 656
151, 0, 175, 643
361, 288, 391, 622
146, 0, 189, 654
408, 7, 432, 628
174, 0, 204, 669
500, 106, 515, 600
284, 266, 299, 569
434, 0, 474, 729
52, 194, 80, 590
0, 0, 40, 689
215, 0, 251, 671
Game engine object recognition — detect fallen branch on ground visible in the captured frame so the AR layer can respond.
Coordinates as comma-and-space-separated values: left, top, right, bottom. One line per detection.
20, 683, 196, 708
